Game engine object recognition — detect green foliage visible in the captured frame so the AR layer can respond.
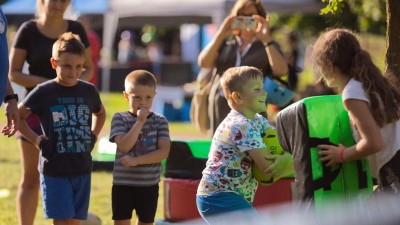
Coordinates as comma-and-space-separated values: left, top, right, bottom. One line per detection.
319, 0, 386, 34
320, 0, 346, 15
271, 11, 359, 41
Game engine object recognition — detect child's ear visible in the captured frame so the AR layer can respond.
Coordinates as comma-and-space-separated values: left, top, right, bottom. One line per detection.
123, 91, 129, 101
231, 91, 241, 103
50, 58, 57, 70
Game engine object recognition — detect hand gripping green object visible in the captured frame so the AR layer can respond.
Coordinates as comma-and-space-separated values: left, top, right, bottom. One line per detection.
252, 128, 290, 186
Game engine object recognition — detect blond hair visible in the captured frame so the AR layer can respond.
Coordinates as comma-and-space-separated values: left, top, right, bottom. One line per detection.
124, 70, 157, 93
220, 66, 263, 101
52, 32, 85, 60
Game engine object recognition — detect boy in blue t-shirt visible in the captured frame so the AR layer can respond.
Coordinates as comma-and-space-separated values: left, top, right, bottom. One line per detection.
109, 70, 170, 225
17, 32, 106, 224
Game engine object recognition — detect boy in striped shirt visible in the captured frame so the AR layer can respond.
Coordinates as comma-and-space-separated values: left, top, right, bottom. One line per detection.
109, 70, 170, 225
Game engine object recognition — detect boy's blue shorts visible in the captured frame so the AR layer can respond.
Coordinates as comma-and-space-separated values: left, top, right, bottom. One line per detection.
196, 192, 259, 224
40, 174, 91, 220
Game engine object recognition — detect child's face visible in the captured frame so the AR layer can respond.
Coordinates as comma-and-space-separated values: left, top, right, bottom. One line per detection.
44, 0, 70, 17
124, 84, 156, 114
236, 76, 267, 118
51, 53, 85, 86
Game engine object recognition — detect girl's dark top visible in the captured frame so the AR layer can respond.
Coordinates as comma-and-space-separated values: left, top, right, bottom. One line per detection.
22, 80, 102, 177
12, 19, 90, 92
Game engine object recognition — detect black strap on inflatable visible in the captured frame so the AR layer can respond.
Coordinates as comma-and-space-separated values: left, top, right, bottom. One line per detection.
309, 137, 342, 191
356, 160, 368, 189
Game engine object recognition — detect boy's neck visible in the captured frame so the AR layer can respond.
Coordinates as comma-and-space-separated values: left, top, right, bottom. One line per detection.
231, 105, 256, 120
55, 78, 79, 87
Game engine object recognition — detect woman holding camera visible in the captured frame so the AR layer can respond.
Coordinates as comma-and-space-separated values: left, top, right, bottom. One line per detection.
198, 0, 288, 135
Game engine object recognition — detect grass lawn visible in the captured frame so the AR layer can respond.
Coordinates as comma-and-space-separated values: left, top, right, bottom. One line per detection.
0, 92, 206, 225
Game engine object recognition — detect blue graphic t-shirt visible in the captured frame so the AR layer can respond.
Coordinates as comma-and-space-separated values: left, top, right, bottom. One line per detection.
22, 80, 102, 176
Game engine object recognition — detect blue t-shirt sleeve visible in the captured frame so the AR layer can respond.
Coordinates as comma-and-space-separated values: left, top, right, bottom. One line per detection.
22, 85, 43, 116
89, 85, 102, 113
0, 8, 8, 104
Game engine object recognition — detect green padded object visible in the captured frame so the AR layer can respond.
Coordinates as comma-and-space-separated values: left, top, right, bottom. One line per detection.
304, 95, 373, 208
252, 128, 288, 186
185, 139, 212, 158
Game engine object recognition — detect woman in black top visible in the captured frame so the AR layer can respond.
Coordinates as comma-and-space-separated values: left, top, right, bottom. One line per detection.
198, 0, 288, 136
8, 0, 93, 224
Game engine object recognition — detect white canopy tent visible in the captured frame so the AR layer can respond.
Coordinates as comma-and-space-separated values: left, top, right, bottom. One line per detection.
1, 0, 109, 15
101, 0, 227, 92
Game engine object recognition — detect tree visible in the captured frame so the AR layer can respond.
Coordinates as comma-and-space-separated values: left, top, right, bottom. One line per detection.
385, 0, 400, 84
321, 0, 399, 83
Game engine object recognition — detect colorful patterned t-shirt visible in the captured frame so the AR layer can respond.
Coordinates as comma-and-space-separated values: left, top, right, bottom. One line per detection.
197, 110, 273, 203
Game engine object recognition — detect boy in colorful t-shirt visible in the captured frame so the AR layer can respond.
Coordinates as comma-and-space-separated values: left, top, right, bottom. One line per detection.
196, 66, 293, 224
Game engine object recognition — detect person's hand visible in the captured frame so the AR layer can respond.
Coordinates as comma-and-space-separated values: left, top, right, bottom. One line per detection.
318, 144, 344, 167
2, 100, 19, 137
217, 15, 237, 39
120, 155, 138, 168
264, 153, 292, 178
137, 107, 149, 123
253, 14, 271, 43
35, 135, 48, 149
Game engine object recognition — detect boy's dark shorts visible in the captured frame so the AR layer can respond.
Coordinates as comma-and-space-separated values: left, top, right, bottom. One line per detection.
112, 184, 159, 223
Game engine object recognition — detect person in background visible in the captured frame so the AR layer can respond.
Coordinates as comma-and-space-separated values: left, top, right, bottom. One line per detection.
196, 66, 293, 225
314, 28, 400, 194
286, 31, 301, 91
0, 6, 19, 136
198, 0, 288, 136
78, 15, 101, 88
109, 70, 170, 225
8, 0, 93, 224
117, 30, 135, 65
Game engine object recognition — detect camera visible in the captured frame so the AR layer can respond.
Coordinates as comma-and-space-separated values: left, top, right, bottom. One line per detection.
231, 16, 257, 30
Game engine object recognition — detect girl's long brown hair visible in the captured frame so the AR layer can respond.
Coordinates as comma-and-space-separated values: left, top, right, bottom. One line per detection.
313, 28, 400, 127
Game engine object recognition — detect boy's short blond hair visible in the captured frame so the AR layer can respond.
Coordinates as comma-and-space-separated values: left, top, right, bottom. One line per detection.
124, 70, 157, 92
220, 66, 263, 101
52, 32, 85, 60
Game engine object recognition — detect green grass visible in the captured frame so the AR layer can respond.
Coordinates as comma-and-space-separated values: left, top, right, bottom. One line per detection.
0, 92, 205, 225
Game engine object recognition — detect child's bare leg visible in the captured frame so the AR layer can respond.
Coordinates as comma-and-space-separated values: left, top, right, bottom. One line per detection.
137, 221, 153, 225
16, 140, 40, 225
53, 218, 81, 225
115, 219, 131, 225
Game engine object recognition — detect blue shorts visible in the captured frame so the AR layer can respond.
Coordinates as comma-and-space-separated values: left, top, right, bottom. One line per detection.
196, 192, 259, 225
40, 174, 91, 220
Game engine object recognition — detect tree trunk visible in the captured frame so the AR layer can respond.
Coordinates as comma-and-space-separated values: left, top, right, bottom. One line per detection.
385, 0, 400, 85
